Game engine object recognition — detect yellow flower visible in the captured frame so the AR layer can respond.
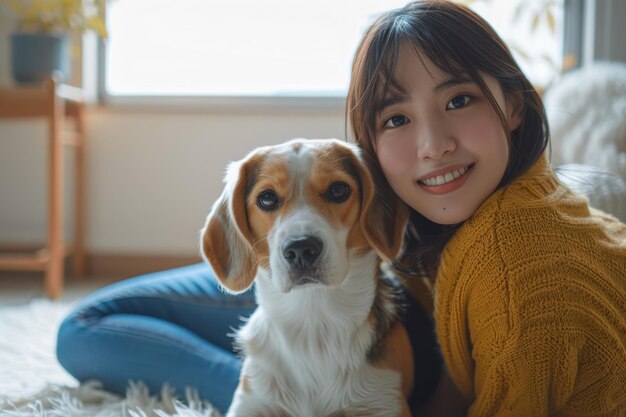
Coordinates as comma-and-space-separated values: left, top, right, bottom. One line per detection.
5, 0, 108, 38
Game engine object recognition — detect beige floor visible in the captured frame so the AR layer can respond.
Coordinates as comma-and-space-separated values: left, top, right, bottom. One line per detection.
0, 271, 122, 307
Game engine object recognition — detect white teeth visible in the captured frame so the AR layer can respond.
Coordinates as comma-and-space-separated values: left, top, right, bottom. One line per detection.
421, 166, 469, 186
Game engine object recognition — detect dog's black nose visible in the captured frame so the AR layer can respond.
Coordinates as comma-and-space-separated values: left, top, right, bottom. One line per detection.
282, 236, 323, 269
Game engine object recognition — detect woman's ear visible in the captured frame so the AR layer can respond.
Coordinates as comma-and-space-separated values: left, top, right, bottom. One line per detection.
200, 157, 259, 294
507, 91, 524, 132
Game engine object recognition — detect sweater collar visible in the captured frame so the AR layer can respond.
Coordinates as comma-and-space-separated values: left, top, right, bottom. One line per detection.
522, 152, 552, 178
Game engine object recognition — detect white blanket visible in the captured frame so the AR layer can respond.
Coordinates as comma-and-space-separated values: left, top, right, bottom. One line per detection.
544, 62, 626, 181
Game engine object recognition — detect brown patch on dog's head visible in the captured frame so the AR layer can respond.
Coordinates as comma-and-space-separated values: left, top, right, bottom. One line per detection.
316, 141, 408, 261
245, 153, 291, 270
306, 142, 368, 253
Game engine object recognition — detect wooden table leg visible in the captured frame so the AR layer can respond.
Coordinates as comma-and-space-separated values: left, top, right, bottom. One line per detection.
46, 79, 64, 300
73, 102, 86, 278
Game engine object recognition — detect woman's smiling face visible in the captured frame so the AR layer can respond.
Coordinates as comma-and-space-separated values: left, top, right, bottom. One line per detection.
374, 43, 520, 225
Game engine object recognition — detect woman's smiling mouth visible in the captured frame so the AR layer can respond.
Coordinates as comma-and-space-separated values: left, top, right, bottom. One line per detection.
418, 164, 474, 194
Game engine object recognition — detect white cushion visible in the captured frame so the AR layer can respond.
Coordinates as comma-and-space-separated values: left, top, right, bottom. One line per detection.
544, 62, 626, 182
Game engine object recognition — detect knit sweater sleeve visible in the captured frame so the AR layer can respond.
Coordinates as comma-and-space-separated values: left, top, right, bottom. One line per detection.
434, 169, 626, 417
455, 257, 602, 417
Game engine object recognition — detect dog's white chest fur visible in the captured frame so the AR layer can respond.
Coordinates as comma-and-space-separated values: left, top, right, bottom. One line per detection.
227, 254, 403, 417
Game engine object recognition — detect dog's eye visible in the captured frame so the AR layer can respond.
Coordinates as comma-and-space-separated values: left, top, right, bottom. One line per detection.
257, 190, 280, 211
325, 182, 352, 203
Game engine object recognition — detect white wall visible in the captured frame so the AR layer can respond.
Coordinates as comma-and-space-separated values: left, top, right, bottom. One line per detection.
0, 106, 346, 256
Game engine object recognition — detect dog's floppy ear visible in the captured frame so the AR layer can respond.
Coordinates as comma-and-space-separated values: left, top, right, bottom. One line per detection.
201, 156, 259, 293
353, 151, 408, 261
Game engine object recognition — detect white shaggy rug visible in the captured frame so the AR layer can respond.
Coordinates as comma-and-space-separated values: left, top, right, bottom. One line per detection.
0, 300, 222, 417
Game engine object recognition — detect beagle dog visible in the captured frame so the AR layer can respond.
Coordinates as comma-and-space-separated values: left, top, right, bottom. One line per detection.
201, 138, 414, 417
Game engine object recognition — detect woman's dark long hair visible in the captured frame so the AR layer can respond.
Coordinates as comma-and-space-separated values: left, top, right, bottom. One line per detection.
346, 0, 549, 277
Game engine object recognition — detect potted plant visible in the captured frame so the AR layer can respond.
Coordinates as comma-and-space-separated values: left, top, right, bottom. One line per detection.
3, 0, 108, 83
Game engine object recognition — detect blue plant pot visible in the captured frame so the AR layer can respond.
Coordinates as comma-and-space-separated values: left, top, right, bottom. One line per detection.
11, 32, 71, 84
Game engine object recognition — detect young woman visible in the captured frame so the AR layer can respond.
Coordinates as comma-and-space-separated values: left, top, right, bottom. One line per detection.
346, 1, 626, 416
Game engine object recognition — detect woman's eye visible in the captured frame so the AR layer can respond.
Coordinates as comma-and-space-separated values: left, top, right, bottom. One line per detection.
383, 115, 409, 128
256, 190, 280, 211
325, 182, 352, 203
446, 95, 472, 110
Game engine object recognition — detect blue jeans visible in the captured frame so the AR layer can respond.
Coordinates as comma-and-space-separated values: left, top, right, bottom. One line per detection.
57, 263, 441, 415
56, 263, 256, 414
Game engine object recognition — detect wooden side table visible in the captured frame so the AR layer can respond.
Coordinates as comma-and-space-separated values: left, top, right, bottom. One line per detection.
0, 78, 87, 299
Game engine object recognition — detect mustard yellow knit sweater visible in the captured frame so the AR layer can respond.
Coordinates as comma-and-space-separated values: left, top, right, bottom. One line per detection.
434, 157, 626, 417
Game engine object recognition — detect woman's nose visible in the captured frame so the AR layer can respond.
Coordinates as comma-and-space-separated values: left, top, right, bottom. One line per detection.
416, 121, 456, 160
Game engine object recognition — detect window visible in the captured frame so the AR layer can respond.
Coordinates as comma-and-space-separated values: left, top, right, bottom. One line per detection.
104, 0, 564, 101
105, 0, 408, 98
